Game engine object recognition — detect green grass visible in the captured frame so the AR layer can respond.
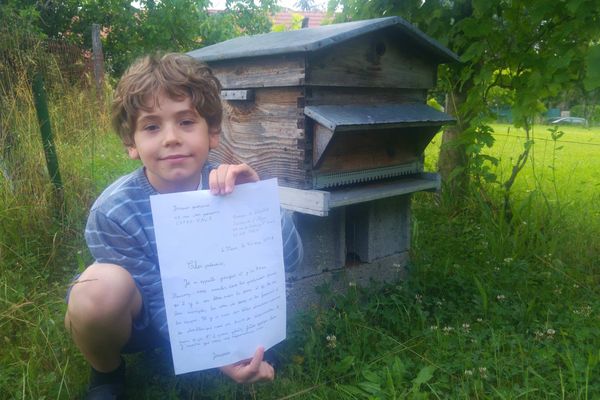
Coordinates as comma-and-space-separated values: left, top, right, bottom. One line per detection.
425, 123, 600, 200
1, 68, 598, 399
487, 123, 600, 200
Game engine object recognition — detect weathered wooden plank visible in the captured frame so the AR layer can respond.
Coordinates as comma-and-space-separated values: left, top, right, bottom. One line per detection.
278, 175, 439, 215
307, 30, 436, 89
306, 87, 427, 106
210, 55, 306, 89
279, 186, 330, 216
315, 129, 421, 174
209, 140, 307, 187
222, 87, 304, 139
313, 124, 334, 167
211, 87, 308, 187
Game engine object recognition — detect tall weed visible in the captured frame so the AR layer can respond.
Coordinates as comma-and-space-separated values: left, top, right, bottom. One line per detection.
0, 40, 116, 397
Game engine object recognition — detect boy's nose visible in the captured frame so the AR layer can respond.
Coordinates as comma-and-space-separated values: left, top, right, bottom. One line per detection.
163, 125, 180, 144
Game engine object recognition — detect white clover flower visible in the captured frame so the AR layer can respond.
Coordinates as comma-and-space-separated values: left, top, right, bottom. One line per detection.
348, 281, 356, 287
430, 325, 439, 331
462, 323, 471, 332
326, 334, 337, 349
496, 294, 506, 301
464, 369, 474, 376
442, 326, 454, 335
415, 294, 423, 303
534, 330, 545, 339
503, 257, 513, 264
554, 287, 563, 295
573, 305, 592, 317
476, 318, 483, 323
546, 328, 556, 336
478, 367, 488, 378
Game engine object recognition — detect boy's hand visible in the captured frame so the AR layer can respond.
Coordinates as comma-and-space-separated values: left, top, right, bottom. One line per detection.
209, 163, 259, 195
219, 347, 275, 384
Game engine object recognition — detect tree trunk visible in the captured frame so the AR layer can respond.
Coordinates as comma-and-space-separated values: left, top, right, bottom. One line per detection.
438, 86, 469, 200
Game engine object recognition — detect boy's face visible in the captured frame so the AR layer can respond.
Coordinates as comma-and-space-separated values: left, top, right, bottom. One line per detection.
128, 91, 219, 193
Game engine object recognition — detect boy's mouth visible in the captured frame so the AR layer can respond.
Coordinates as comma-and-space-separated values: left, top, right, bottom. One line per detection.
161, 154, 190, 161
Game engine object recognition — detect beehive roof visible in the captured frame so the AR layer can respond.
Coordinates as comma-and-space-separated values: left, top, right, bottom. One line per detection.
188, 16, 459, 63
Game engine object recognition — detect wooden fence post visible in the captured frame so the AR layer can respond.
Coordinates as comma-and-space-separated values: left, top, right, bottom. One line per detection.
91, 24, 105, 101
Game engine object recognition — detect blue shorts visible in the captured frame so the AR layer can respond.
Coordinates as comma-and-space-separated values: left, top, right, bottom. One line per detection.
66, 276, 168, 354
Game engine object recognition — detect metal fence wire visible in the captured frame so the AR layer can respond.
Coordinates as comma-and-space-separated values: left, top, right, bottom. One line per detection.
0, 30, 93, 93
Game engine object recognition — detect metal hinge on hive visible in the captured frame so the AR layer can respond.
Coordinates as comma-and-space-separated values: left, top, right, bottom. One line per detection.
313, 161, 423, 189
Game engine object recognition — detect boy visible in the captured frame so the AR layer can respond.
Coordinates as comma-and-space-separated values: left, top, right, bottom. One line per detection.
65, 53, 303, 399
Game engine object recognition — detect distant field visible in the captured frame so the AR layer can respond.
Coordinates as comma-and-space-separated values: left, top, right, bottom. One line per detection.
425, 123, 600, 204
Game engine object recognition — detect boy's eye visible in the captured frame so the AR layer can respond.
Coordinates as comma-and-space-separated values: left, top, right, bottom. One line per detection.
143, 124, 159, 132
180, 119, 195, 126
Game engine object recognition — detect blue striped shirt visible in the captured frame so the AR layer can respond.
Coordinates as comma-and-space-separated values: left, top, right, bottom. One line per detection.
84, 166, 302, 339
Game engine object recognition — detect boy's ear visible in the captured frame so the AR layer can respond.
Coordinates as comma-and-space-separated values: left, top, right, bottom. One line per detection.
127, 146, 140, 160
209, 127, 220, 149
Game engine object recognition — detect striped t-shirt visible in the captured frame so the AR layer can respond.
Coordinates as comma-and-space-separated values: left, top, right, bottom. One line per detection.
84, 166, 303, 339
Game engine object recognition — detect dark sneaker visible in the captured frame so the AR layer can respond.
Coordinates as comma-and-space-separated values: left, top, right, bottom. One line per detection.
86, 359, 126, 400
85, 382, 125, 400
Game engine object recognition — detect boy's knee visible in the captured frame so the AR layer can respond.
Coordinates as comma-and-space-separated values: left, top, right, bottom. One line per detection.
66, 264, 141, 328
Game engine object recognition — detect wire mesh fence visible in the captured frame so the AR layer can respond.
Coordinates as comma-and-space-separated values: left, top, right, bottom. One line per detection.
0, 29, 93, 95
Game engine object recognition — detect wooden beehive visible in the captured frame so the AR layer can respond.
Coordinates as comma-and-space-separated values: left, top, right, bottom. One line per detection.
189, 16, 458, 190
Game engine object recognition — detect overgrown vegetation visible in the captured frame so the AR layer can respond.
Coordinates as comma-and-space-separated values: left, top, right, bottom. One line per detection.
1, 24, 598, 400
1, 0, 277, 77
329, 0, 600, 200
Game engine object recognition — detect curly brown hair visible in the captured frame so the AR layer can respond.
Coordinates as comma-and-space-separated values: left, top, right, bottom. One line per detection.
111, 53, 222, 147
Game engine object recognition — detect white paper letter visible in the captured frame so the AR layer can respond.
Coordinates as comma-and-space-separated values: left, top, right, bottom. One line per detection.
150, 178, 286, 374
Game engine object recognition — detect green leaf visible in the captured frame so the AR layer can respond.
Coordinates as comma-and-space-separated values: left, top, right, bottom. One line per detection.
584, 45, 600, 91
335, 384, 364, 396
411, 365, 436, 392
523, 139, 535, 151
472, 0, 493, 16
362, 369, 381, 384
384, 367, 396, 396
447, 166, 466, 182
474, 276, 488, 313
483, 172, 497, 183
390, 357, 406, 381
358, 381, 382, 395
480, 154, 499, 166
566, 0, 586, 14
333, 355, 355, 374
